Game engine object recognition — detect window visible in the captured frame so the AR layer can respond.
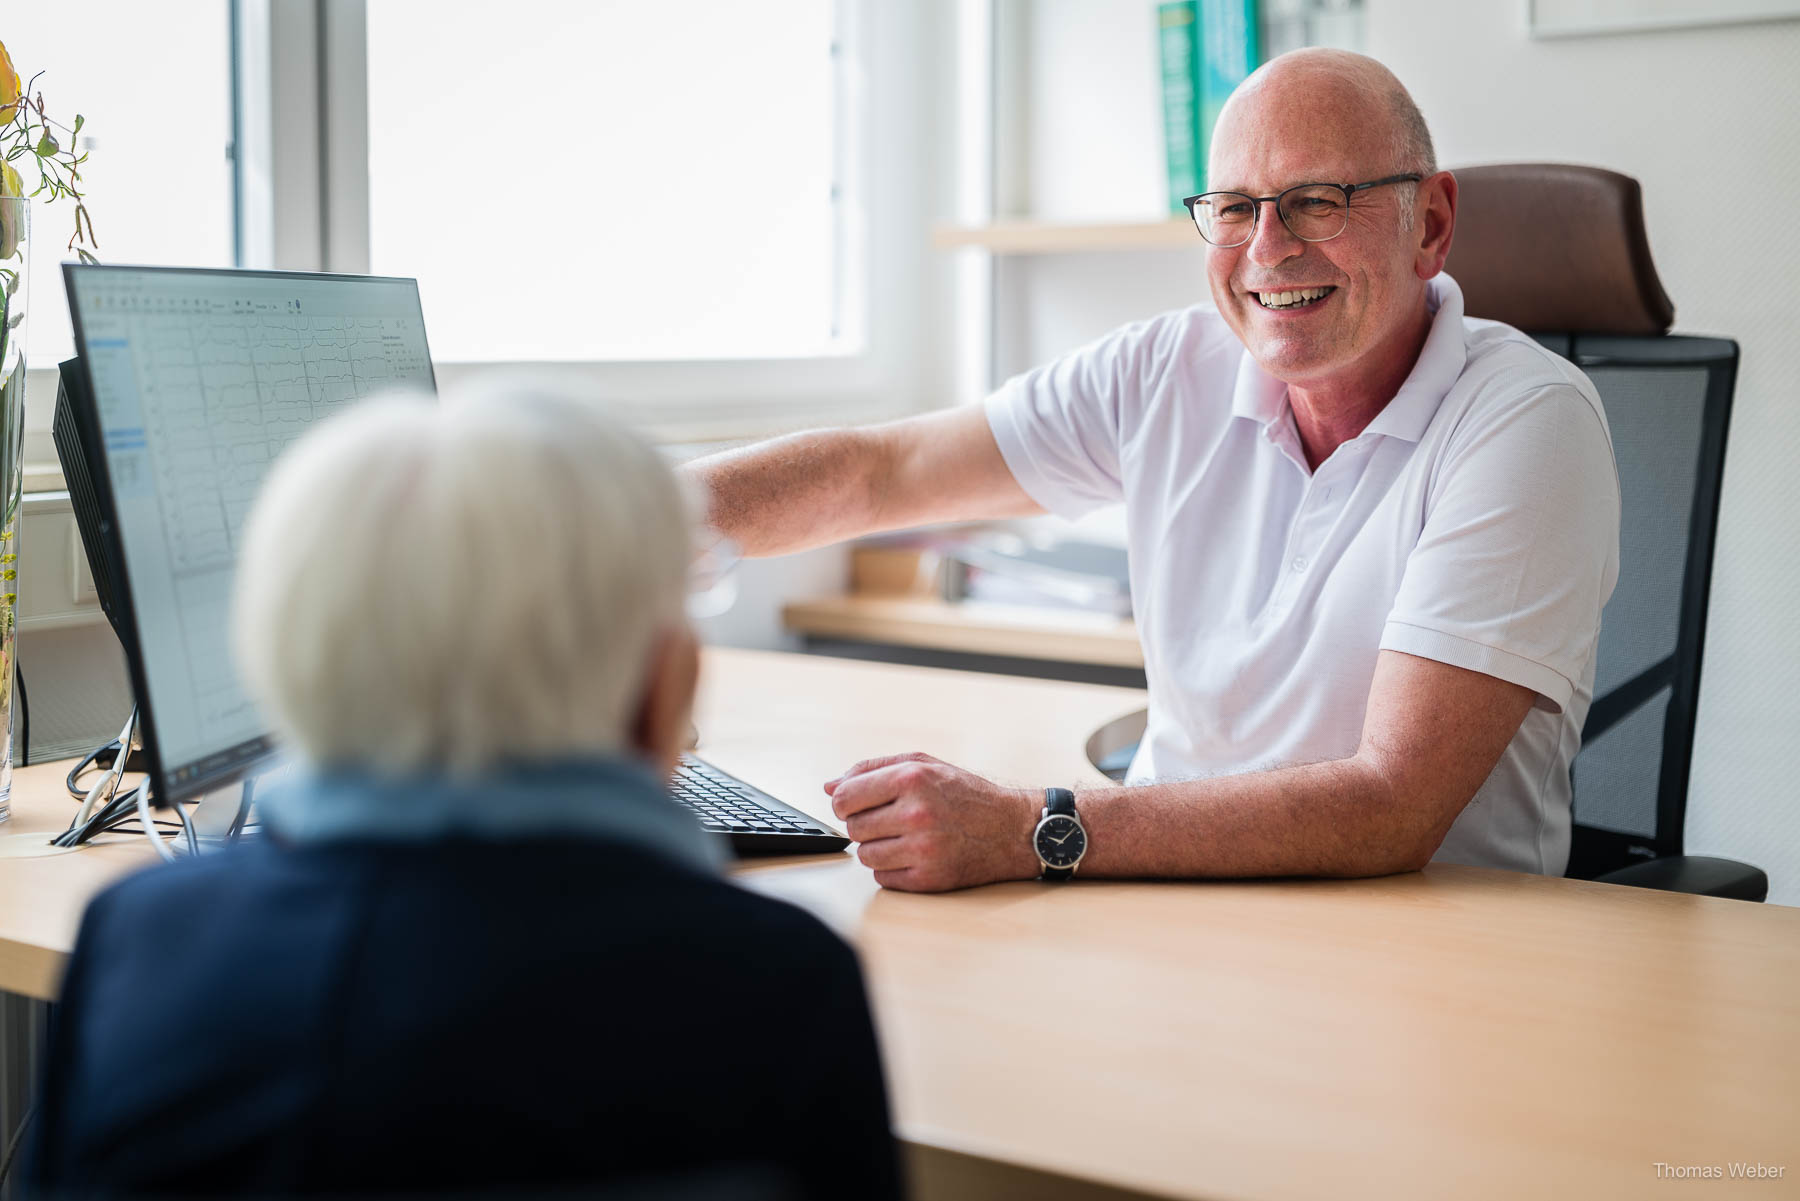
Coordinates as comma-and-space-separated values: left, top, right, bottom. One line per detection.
364, 0, 848, 364
22, 0, 921, 468
4, 2, 235, 367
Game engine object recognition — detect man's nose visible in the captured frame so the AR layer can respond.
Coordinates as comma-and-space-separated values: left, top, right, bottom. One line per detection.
1245, 200, 1304, 268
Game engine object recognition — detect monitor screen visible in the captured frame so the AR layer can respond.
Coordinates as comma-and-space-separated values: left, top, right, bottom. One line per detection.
64, 265, 434, 803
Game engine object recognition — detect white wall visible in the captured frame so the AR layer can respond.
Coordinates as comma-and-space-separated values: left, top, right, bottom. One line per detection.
16, 497, 134, 764
1364, 6, 1800, 901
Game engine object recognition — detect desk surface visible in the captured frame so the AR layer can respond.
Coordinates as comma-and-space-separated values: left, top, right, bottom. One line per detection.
3, 648, 1797, 1201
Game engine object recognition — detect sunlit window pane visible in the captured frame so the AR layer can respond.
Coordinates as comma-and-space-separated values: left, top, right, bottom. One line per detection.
366, 0, 839, 363
4, 2, 234, 366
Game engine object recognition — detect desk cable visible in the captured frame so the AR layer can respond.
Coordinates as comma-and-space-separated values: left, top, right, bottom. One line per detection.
51, 708, 257, 856
52, 708, 179, 851
70, 708, 138, 823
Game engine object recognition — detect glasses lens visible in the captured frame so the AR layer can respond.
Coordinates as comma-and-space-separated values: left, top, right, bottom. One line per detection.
1278, 185, 1349, 242
1193, 192, 1257, 247
688, 531, 741, 619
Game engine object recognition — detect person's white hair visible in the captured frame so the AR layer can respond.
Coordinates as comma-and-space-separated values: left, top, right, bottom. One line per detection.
232, 381, 693, 774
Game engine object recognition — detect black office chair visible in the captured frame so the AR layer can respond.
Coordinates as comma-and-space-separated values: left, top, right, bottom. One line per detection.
1450, 163, 1761, 900
1086, 165, 1764, 901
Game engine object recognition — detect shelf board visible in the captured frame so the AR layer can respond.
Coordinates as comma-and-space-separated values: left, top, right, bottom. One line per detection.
932, 218, 1201, 255
782, 594, 1143, 668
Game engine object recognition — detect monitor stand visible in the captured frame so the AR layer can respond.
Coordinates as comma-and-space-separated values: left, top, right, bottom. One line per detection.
189, 780, 250, 841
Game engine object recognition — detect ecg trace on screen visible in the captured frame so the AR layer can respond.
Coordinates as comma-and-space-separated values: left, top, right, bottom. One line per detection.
134, 304, 428, 576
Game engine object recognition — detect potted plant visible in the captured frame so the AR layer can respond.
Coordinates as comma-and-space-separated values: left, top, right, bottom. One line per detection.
0, 36, 97, 820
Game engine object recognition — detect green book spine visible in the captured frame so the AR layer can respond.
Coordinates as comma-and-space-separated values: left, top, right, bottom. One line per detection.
1199, 0, 1260, 171
1157, 1, 1202, 216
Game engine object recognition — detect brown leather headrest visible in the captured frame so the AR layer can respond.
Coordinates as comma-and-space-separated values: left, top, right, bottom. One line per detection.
1444, 163, 1674, 335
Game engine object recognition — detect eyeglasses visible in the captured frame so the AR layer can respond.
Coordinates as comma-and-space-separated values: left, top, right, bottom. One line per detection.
1183, 174, 1423, 248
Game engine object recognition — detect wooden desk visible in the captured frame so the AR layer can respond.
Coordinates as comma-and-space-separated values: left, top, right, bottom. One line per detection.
4, 649, 1798, 1201
0, 774, 160, 1002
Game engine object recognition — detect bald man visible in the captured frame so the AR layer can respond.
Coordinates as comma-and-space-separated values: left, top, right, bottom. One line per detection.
689, 50, 1619, 891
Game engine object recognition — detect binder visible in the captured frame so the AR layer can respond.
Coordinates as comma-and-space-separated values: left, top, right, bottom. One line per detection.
1157, 1, 1203, 215
1200, 0, 1260, 168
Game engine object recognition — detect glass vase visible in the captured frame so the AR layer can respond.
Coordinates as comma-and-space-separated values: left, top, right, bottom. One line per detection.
0, 195, 26, 823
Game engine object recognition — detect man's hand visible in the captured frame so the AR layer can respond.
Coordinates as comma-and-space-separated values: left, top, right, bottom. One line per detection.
824, 752, 1042, 892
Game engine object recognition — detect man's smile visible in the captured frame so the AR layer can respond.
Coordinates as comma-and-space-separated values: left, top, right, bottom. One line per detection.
1250, 285, 1338, 311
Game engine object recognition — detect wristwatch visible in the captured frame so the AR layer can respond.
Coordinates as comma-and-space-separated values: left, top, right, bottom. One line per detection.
1033, 788, 1087, 881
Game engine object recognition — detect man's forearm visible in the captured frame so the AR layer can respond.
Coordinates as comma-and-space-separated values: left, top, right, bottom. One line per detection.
1075, 757, 1451, 879
685, 428, 888, 557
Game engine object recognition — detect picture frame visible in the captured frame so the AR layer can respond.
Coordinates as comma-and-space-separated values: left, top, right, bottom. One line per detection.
1528, 0, 1800, 37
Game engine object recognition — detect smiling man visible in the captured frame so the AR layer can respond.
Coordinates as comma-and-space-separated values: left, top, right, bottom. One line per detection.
689, 49, 1619, 891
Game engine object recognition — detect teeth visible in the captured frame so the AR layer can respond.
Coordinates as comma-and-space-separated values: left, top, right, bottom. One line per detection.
1257, 286, 1332, 309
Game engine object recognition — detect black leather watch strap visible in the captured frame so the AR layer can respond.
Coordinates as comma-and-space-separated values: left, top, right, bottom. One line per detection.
1041, 788, 1078, 881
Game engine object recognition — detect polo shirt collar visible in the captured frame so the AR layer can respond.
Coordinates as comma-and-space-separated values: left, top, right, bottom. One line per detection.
256, 753, 726, 874
1363, 272, 1469, 443
1229, 347, 1290, 428
1227, 272, 1471, 445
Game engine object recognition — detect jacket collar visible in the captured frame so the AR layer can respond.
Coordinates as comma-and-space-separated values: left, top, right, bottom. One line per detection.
256, 754, 725, 875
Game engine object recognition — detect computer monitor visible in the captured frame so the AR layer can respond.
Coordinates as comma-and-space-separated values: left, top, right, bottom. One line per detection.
62, 264, 435, 807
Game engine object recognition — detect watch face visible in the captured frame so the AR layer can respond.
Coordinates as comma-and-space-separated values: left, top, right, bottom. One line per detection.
1035, 814, 1086, 869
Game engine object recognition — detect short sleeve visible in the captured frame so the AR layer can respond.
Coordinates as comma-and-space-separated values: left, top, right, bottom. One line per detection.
984, 328, 1134, 521
1380, 384, 1621, 713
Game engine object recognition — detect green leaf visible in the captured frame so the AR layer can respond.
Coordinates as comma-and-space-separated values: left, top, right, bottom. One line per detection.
35, 133, 57, 156
73, 113, 83, 133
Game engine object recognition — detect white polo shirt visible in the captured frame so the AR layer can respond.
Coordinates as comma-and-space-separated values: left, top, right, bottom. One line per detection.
985, 273, 1619, 875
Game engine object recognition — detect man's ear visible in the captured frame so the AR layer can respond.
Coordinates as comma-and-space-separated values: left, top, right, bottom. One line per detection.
1415, 170, 1457, 281
631, 625, 701, 778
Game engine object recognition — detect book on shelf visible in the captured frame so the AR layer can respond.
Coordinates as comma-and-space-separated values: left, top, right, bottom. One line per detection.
1157, 1, 1203, 216
1159, 0, 1263, 217
1200, 0, 1261, 167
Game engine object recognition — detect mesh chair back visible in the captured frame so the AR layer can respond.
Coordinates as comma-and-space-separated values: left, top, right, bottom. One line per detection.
1538, 336, 1738, 876
1447, 165, 1737, 878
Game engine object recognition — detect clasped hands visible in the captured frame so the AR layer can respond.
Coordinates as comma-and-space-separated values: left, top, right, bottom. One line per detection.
823, 752, 1043, 892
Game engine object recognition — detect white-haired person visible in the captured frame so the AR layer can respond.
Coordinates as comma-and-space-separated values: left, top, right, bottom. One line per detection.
26, 387, 903, 1200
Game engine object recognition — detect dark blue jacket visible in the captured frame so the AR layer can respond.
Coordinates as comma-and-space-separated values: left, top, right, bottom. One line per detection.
26, 835, 901, 1198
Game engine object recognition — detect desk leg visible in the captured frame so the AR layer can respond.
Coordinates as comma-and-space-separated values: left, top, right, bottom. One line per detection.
0, 992, 48, 1200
